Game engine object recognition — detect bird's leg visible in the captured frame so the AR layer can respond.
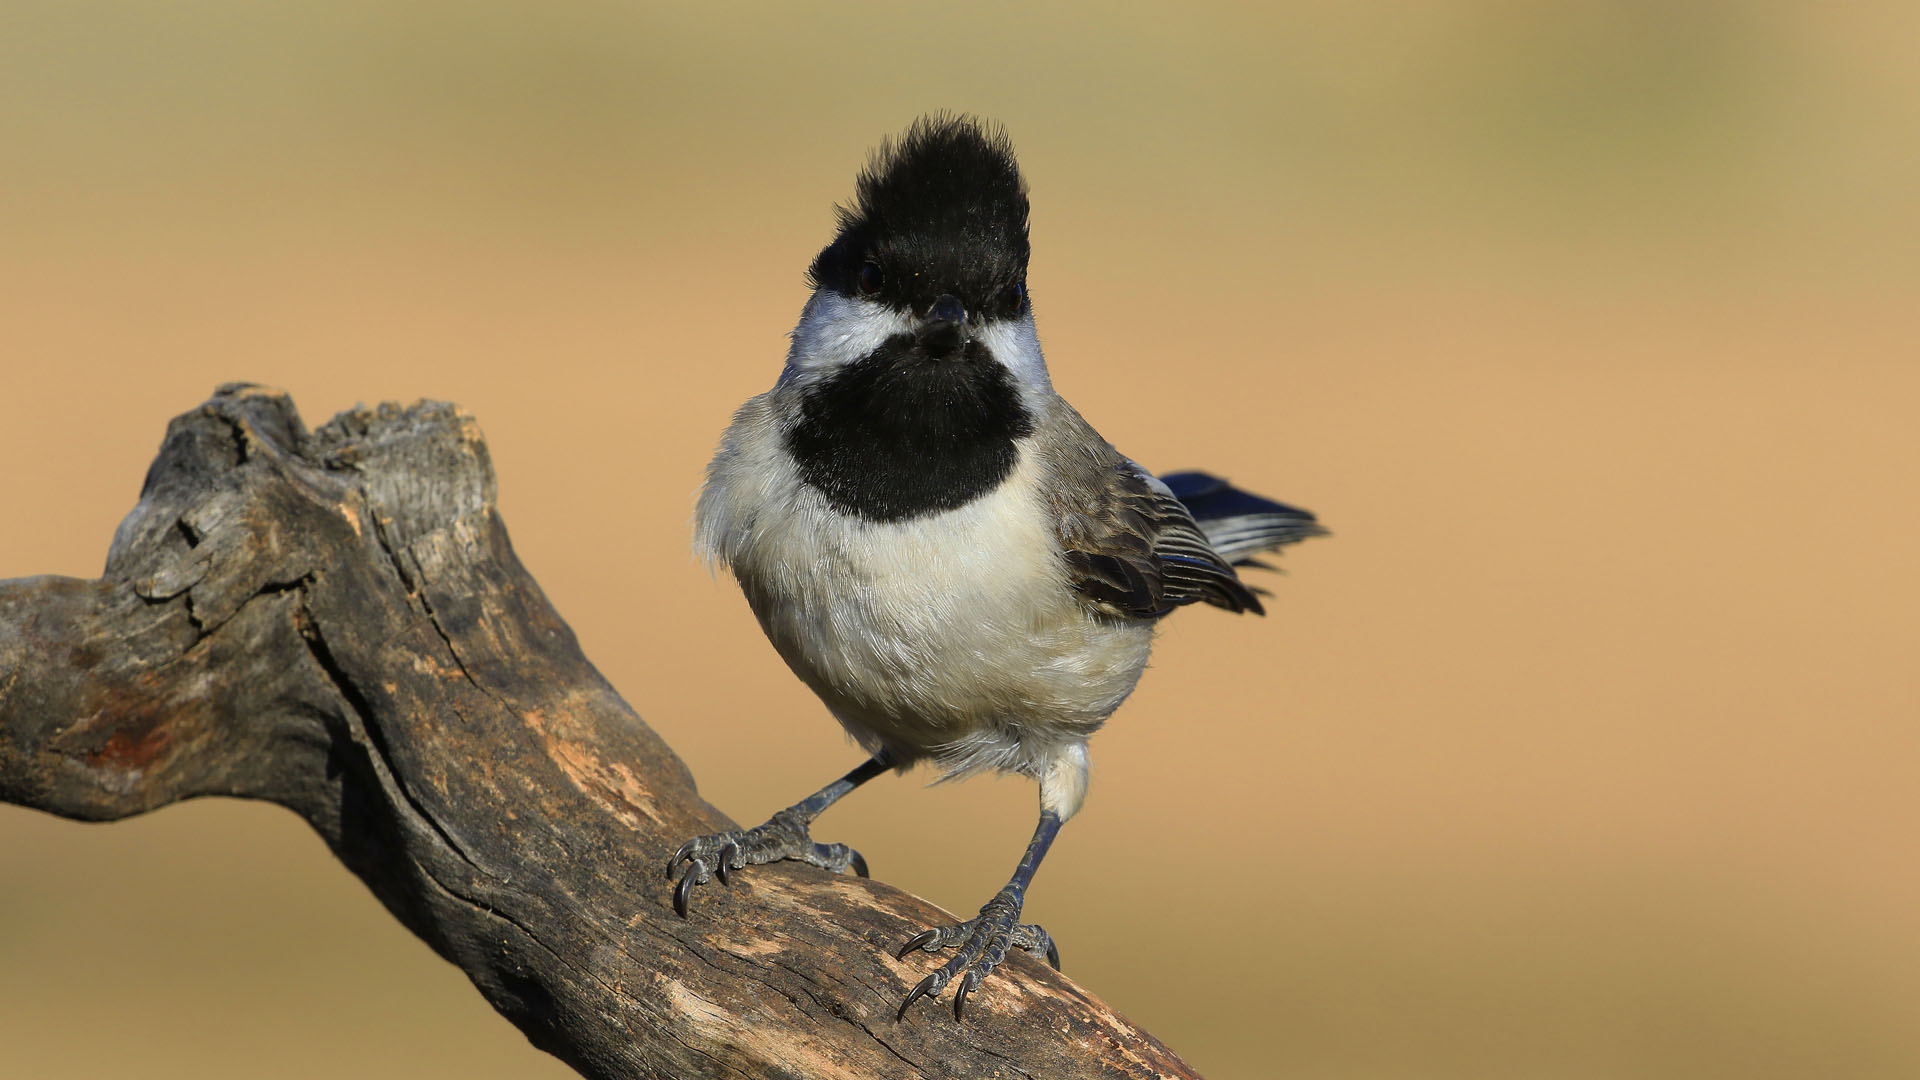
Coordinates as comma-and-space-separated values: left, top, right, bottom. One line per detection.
895, 810, 1064, 1020
666, 753, 889, 916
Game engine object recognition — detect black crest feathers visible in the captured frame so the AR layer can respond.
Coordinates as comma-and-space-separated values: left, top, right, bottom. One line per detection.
809, 115, 1031, 316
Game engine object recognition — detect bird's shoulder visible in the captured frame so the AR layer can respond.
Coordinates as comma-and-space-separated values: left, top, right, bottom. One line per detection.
1030, 401, 1260, 619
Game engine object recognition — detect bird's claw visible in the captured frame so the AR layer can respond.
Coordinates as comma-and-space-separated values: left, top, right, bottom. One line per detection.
894, 891, 1058, 1020
665, 809, 867, 916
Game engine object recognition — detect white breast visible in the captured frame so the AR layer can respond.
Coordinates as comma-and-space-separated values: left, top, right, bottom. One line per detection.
696, 395, 1153, 779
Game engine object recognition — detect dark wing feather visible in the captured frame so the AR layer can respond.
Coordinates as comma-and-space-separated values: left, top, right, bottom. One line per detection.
1157, 470, 1326, 564
1049, 444, 1263, 620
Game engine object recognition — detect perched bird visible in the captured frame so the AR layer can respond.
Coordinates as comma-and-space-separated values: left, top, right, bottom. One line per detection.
670, 115, 1324, 1020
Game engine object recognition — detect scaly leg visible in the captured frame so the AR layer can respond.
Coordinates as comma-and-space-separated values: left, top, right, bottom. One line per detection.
895, 810, 1064, 1020
666, 753, 889, 916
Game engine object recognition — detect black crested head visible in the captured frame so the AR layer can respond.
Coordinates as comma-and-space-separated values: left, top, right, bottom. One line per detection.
808, 115, 1031, 322
786, 117, 1037, 522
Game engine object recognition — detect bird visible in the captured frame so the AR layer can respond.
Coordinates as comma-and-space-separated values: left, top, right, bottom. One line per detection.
668, 114, 1325, 1021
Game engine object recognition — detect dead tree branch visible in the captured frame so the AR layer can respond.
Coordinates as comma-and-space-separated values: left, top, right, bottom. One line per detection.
0, 385, 1201, 1079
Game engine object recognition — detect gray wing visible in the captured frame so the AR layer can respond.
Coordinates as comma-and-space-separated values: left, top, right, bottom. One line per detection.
1157, 470, 1326, 565
1040, 407, 1262, 620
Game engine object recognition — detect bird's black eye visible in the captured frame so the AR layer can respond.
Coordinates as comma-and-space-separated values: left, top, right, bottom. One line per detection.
1004, 280, 1027, 313
856, 261, 885, 296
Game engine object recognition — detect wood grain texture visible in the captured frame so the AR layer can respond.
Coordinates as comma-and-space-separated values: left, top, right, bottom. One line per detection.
0, 385, 1202, 1080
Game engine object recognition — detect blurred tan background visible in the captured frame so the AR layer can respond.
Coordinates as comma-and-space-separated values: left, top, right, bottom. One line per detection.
3, 2, 1917, 1077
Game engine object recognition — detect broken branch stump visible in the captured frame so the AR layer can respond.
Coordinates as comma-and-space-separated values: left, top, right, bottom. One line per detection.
0, 385, 1202, 1080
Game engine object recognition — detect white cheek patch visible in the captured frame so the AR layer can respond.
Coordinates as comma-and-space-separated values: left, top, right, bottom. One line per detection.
974, 314, 1052, 399
781, 292, 1056, 412
780, 291, 915, 390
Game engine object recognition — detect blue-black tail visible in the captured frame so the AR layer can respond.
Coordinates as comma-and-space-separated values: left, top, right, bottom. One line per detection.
1159, 471, 1326, 566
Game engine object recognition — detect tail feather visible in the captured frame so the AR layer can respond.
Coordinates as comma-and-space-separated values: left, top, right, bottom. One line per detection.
1159, 470, 1326, 565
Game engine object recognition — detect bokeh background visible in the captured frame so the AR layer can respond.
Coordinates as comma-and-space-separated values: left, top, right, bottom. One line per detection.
3, 3, 1917, 1077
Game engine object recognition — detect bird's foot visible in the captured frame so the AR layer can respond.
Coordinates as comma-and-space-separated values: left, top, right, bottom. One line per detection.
665, 808, 867, 916
894, 888, 1060, 1020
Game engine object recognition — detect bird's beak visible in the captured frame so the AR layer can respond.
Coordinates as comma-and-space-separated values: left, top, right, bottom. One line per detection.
915, 294, 968, 359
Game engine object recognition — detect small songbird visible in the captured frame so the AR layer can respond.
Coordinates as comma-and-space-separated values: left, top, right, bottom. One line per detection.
670, 115, 1324, 1020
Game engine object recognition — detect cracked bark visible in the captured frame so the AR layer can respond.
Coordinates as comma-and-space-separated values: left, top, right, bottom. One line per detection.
0, 385, 1203, 1080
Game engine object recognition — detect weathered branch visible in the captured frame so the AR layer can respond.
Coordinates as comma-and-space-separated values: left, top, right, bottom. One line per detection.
0, 385, 1200, 1080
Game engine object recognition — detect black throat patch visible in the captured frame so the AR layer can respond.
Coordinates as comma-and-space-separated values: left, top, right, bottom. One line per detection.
785, 335, 1034, 523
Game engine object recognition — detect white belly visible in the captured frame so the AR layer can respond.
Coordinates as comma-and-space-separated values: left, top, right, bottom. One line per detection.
698, 408, 1153, 777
